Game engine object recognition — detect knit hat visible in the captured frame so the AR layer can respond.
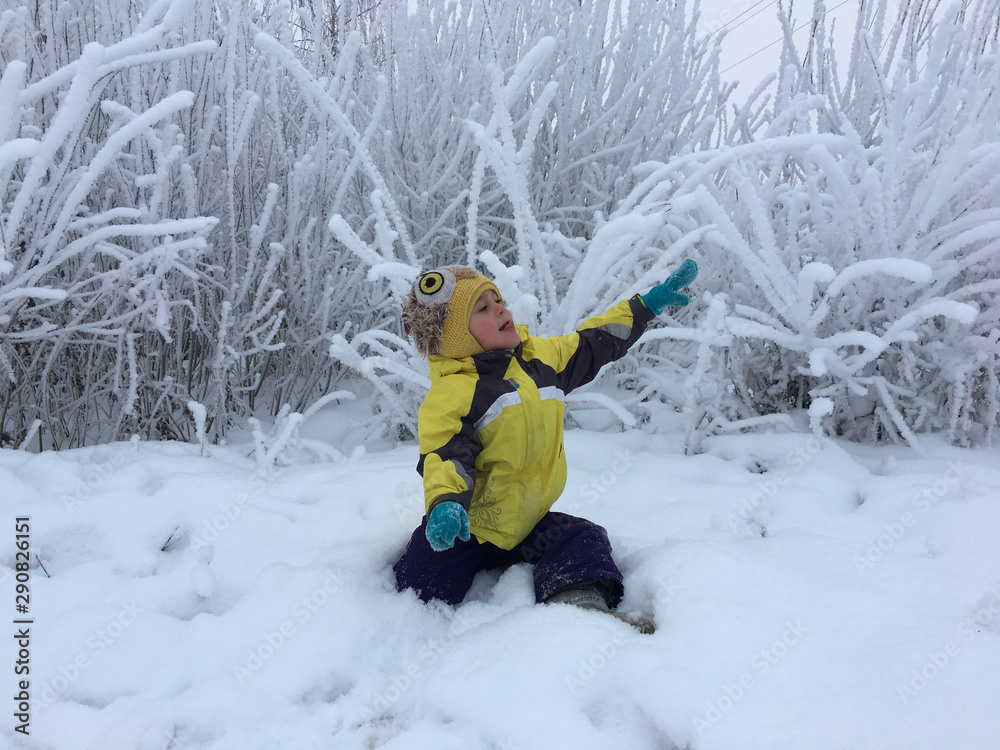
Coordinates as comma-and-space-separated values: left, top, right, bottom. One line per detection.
402, 266, 502, 358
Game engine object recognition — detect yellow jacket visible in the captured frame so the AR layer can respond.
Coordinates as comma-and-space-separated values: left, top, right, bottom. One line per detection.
417, 295, 654, 549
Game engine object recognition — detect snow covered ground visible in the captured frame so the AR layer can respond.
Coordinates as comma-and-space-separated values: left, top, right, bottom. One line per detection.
3, 398, 1000, 750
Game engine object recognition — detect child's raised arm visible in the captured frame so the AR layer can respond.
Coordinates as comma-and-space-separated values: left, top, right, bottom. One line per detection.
528, 259, 699, 395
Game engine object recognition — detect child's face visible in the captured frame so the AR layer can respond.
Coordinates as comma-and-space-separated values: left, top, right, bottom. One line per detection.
468, 290, 520, 351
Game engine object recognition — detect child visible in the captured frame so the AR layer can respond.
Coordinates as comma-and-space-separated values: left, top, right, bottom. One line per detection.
393, 261, 698, 633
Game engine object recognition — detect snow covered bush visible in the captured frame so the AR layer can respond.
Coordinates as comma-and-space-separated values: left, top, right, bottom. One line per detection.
0, 0, 219, 447
556, 0, 999, 450
330, 0, 999, 450
692, 0, 1000, 448
1, 0, 996, 450
0, 0, 401, 446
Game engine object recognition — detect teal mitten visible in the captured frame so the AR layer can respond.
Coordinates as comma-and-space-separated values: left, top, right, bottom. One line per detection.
641, 259, 699, 314
425, 501, 471, 551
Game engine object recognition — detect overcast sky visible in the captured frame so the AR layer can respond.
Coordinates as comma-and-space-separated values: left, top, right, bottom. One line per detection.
700, 0, 871, 97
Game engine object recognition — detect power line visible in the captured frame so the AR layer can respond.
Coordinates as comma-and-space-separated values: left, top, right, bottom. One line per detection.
712, 0, 782, 40
720, 0, 853, 75
712, 0, 778, 36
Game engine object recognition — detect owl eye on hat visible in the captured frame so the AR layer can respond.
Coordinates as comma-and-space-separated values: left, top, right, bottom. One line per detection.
414, 268, 458, 305
402, 266, 502, 358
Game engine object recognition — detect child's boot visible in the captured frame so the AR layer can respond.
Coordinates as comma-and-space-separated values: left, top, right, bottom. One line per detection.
547, 583, 655, 634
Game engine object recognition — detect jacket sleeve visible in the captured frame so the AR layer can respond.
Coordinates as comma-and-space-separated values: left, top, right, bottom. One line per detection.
536, 295, 655, 394
415, 380, 481, 514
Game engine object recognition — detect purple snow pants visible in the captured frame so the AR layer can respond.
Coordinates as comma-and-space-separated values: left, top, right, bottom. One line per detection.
393, 511, 624, 607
